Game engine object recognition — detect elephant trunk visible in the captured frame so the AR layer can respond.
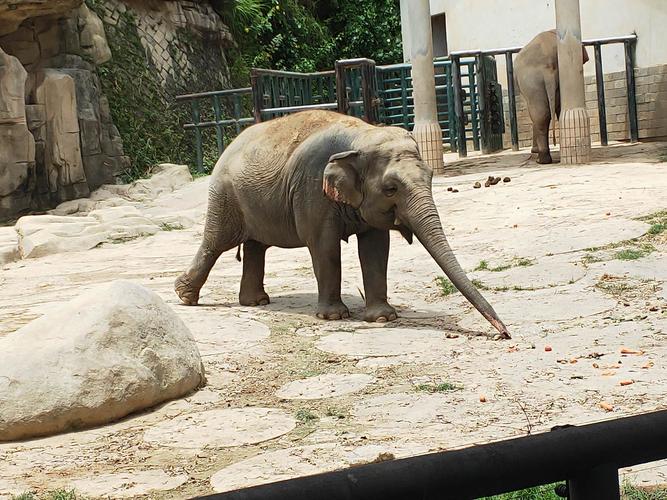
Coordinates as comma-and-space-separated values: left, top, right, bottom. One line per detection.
401, 188, 511, 339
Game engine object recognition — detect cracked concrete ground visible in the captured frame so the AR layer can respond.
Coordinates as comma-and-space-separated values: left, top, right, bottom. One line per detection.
1, 142, 666, 498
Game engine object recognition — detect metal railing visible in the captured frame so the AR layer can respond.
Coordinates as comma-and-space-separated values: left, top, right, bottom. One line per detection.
378, 58, 481, 150
175, 88, 254, 172
451, 34, 639, 153
196, 409, 667, 500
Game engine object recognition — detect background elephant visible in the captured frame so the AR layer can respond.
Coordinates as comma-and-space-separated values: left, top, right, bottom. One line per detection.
175, 110, 510, 338
514, 30, 589, 164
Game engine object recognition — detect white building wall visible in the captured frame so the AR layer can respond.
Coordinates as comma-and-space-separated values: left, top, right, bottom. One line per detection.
409, 0, 667, 86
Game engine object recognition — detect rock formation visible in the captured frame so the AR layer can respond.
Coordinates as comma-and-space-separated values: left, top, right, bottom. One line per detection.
0, 280, 205, 442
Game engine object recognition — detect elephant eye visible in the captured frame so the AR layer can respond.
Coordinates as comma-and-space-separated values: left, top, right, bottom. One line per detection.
382, 185, 398, 197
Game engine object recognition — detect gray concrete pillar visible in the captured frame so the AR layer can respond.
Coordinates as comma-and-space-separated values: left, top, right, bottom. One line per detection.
403, 0, 444, 173
555, 0, 591, 164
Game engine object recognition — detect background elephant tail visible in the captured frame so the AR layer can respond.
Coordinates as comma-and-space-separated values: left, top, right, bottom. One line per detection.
544, 71, 560, 146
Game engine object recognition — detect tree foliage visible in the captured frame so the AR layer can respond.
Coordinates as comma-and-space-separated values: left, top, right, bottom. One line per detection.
215, 0, 402, 85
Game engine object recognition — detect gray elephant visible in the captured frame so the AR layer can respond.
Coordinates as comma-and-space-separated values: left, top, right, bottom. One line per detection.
514, 30, 589, 164
175, 110, 510, 338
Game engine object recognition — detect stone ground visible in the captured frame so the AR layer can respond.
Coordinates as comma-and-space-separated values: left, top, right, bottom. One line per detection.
1, 142, 666, 499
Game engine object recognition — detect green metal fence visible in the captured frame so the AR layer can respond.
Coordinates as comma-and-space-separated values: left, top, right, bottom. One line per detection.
377, 58, 480, 151
175, 88, 254, 171
178, 57, 494, 172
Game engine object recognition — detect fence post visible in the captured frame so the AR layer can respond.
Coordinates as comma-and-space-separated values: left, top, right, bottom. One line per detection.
335, 61, 349, 115
624, 39, 639, 142
593, 43, 608, 146
212, 95, 224, 155
569, 466, 620, 500
505, 51, 519, 151
475, 53, 488, 153
360, 59, 379, 124
191, 99, 204, 174
451, 55, 467, 158
250, 69, 263, 123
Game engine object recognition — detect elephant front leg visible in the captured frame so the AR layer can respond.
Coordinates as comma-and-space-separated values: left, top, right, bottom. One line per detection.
239, 240, 270, 306
308, 236, 349, 320
358, 229, 397, 323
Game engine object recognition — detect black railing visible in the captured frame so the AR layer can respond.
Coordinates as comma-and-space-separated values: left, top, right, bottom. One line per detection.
450, 34, 639, 154
196, 409, 667, 500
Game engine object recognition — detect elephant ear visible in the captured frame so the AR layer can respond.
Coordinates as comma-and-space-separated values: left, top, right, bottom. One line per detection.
322, 150, 363, 208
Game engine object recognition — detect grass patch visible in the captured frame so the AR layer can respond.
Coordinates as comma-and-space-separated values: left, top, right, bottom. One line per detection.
623, 483, 667, 499
480, 483, 564, 499
615, 249, 648, 260
475, 257, 535, 273
436, 276, 458, 296
614, 244, 656, 261
582, 253, 604, 265
648, 223, 666, 235
12, 491, 80, 500
416, 382, 462, 393
159, 222, 185, 231
475, 260, 489, 271
295, 409, 318, 424
324, 407, 348, 419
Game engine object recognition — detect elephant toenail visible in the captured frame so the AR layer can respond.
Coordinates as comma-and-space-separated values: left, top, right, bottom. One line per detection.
376, 316, 387, 323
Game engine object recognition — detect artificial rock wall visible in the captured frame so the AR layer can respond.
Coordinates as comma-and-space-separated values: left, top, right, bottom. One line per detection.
0, 0, 232, 222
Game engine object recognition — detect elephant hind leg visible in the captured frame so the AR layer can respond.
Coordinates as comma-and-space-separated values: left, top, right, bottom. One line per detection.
526, 98, 552, 164
175, 185, 244, 305
239, 240, 270, 306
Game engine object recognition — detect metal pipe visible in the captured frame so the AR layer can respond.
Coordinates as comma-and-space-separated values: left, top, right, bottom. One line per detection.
594, 43, 608, 146
569, 465, 620, 500
198, 409, 667, 500
625, 39, 639, 142
505, 52, 519, 151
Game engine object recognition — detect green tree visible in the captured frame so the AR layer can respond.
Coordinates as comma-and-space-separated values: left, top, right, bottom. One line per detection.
315, 0, 403, 65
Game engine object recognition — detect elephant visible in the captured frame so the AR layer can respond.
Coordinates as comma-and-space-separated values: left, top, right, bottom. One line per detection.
514, 29, 589, 164
175, 110, 510, 338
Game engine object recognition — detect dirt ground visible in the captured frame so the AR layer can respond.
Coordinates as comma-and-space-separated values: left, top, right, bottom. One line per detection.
1, 142, 666, 499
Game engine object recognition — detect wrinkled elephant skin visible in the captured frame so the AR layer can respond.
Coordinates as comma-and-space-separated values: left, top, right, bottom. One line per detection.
175, 111, 510, 338
514, 30, 589, 164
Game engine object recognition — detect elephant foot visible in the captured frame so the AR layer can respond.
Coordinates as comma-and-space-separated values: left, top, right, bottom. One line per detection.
316, 301, 350, 320
239, 289, 271, 307
364, 302, 397, 323
175, 273, 200, 306
537, 151, 553, 164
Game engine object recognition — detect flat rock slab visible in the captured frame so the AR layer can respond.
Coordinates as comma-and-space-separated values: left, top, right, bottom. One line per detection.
590, 254, 667, 282
470, 254, 586, 289
143, 408, 296, 449
184, 313, 270, 356
316, 328, 449, 358
351, 393, 460, 441
210, 441, 430, 493
275, 374, 375, 400
69, 469, 189, 498
0, 478, 29, 500
459, 286, 616, 333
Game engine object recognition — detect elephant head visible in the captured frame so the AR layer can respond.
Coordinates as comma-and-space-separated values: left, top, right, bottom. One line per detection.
322, 127, 510, 339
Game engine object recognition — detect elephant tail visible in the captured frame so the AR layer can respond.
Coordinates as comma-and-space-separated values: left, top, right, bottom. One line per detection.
544, 72, 559, 146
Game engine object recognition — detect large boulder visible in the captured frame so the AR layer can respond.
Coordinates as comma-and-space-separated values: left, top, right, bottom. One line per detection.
0, 280, 205, 442
0, 48, 35, 218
